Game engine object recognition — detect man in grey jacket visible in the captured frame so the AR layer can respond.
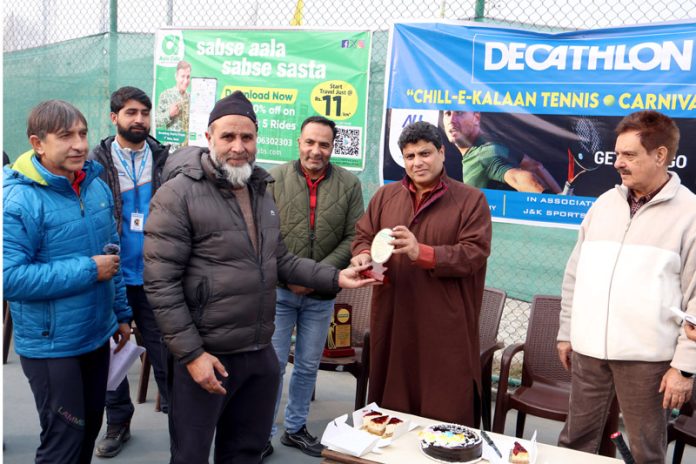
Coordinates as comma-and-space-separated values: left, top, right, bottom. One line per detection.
143, 91, 374, 464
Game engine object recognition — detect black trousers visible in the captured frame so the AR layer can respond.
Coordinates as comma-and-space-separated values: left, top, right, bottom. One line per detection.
20, 342, 110, 464
168, 345, 280, 464
106, 285, 169, 423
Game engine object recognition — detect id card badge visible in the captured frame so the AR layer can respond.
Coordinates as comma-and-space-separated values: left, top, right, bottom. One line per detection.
130, 212, 145, 232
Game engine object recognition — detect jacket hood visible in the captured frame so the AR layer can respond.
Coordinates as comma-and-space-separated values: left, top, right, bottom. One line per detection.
162, 146, 206, 182
7, 150, 48, 186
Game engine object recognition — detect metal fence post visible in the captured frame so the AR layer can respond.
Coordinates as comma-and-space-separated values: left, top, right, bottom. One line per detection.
474, 0, 485, 21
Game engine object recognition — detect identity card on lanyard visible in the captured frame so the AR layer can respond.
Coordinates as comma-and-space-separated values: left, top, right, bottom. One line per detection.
114, 143, 150, 233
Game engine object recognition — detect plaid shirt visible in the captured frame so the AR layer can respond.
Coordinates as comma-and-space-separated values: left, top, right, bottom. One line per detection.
628, 176, 670, 218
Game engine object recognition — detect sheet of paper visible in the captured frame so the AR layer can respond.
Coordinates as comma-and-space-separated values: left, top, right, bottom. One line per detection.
107, 339, 146, 391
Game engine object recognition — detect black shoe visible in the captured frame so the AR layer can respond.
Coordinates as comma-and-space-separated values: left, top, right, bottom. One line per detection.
280, 425, 325, 458
95, 423, 131, 458
261, 441, 274, 461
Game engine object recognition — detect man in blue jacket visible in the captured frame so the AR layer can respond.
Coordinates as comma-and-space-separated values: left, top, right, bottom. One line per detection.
89, 86, 170, 458
3, 99, 132, 463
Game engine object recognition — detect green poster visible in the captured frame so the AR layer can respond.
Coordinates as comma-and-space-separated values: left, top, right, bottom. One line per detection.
153, 28, 372, 170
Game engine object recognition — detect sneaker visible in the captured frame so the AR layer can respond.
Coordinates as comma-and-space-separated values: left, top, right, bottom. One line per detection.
280, 425, 325, 458
261, 441, 274, 460
95, 423, 131, 458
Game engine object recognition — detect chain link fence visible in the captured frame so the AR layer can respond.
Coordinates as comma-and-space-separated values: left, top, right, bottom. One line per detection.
4, 0, 696, 382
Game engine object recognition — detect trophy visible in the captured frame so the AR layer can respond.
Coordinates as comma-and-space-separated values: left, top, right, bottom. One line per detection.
323, 303, 355, 357
360, 228, 392, 282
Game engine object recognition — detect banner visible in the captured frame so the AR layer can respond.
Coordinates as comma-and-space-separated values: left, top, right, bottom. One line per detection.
154, 28, 372, 170
382, 21, 696, 227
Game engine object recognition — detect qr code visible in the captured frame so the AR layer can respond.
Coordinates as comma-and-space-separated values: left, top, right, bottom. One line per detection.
333, 126, 361, 158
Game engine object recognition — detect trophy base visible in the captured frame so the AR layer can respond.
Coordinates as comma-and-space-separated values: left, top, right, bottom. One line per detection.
323, 347, 356, 358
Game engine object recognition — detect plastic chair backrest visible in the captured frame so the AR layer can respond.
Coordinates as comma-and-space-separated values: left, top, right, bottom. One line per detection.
522, 295, 571, 387
479, 287, 507, 350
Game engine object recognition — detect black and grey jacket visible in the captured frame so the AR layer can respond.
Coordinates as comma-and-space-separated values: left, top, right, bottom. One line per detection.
143, 147, 340, 363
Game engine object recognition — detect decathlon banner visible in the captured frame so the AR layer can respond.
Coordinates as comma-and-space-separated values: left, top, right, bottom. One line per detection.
153, 28, 371, 169
382, 21, 696, 227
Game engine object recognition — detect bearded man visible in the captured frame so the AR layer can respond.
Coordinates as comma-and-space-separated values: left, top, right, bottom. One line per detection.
142, 91, 375, 464
88, 86, 170, 457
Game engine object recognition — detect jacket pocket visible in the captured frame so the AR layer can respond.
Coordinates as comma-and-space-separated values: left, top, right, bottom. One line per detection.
43, 302, 54, 339
192, 277, 210, 326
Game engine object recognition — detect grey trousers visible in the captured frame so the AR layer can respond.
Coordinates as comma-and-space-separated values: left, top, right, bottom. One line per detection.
558, 352, 671, 464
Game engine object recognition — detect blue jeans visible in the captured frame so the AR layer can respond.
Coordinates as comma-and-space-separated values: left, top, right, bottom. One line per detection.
271, 287, 334, 435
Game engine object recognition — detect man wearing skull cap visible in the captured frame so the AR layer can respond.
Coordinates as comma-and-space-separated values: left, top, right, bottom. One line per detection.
143, 91, 375, 463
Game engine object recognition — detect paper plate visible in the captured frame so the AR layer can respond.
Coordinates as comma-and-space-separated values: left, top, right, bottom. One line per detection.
371, 228, 394, 264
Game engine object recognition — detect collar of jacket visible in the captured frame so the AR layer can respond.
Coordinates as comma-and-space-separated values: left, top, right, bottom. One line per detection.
400, 168, 449, 192
292, 158, 333, 180
614, 171, 681, 204
9, 150, 102, 192
99, 135, 169, 157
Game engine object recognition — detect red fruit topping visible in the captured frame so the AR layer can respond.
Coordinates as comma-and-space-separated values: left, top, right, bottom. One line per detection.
372, 415, 389, 424
387, 417, 403, 425
512, 441, 527, 455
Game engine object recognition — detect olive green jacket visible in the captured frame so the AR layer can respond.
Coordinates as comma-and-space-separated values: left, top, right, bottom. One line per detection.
269, 160, 363, 298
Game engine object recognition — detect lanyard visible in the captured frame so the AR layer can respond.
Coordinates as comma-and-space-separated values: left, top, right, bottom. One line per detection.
113, 142, 150, 213
113, 142, 149, 185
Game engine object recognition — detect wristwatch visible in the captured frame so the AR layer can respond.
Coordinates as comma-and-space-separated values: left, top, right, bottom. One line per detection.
679, 370, 694, 378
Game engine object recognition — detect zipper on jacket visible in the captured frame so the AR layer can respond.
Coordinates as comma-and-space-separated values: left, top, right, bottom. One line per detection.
602, 194, 664, 358
307, 186, 316, 260
309, 229, 316, 259
604, 218, 631, 359
79, 196, 85, 217
252, 184, 265, 347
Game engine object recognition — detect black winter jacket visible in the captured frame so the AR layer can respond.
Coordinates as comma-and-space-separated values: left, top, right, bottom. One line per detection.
143, 147, 340, 363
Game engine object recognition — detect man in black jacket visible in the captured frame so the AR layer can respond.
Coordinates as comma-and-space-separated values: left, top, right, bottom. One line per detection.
143, 91, 375, 464
88, 86, 170, 458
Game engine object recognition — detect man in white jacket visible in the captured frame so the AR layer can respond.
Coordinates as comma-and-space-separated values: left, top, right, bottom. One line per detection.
557, 110, 696, 464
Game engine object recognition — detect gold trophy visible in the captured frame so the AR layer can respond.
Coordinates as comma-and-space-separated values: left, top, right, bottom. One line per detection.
323, 303, 355, 357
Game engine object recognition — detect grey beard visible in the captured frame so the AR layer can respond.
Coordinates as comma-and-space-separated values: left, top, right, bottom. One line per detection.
209, 148, 253, 188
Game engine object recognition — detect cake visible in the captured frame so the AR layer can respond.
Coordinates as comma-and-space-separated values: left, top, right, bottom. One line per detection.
384, 417, 403, 438
419, 423, 482, 462
364, 414, 389, 436
508, 441, 529, 464
361, 411, 405, 438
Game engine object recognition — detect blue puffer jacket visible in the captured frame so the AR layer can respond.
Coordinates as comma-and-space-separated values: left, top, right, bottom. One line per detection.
3, 151, 132, 358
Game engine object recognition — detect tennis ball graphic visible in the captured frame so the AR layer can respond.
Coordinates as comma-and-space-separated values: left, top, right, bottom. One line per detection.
603, 95, 615, 106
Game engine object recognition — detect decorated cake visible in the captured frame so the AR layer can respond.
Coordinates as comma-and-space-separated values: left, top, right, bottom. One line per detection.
508, 441, 530, 464
419, 423, 482, 463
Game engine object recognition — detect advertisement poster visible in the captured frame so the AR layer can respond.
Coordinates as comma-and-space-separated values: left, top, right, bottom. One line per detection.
383, 21, 696, 227
154, 28, 372, 169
